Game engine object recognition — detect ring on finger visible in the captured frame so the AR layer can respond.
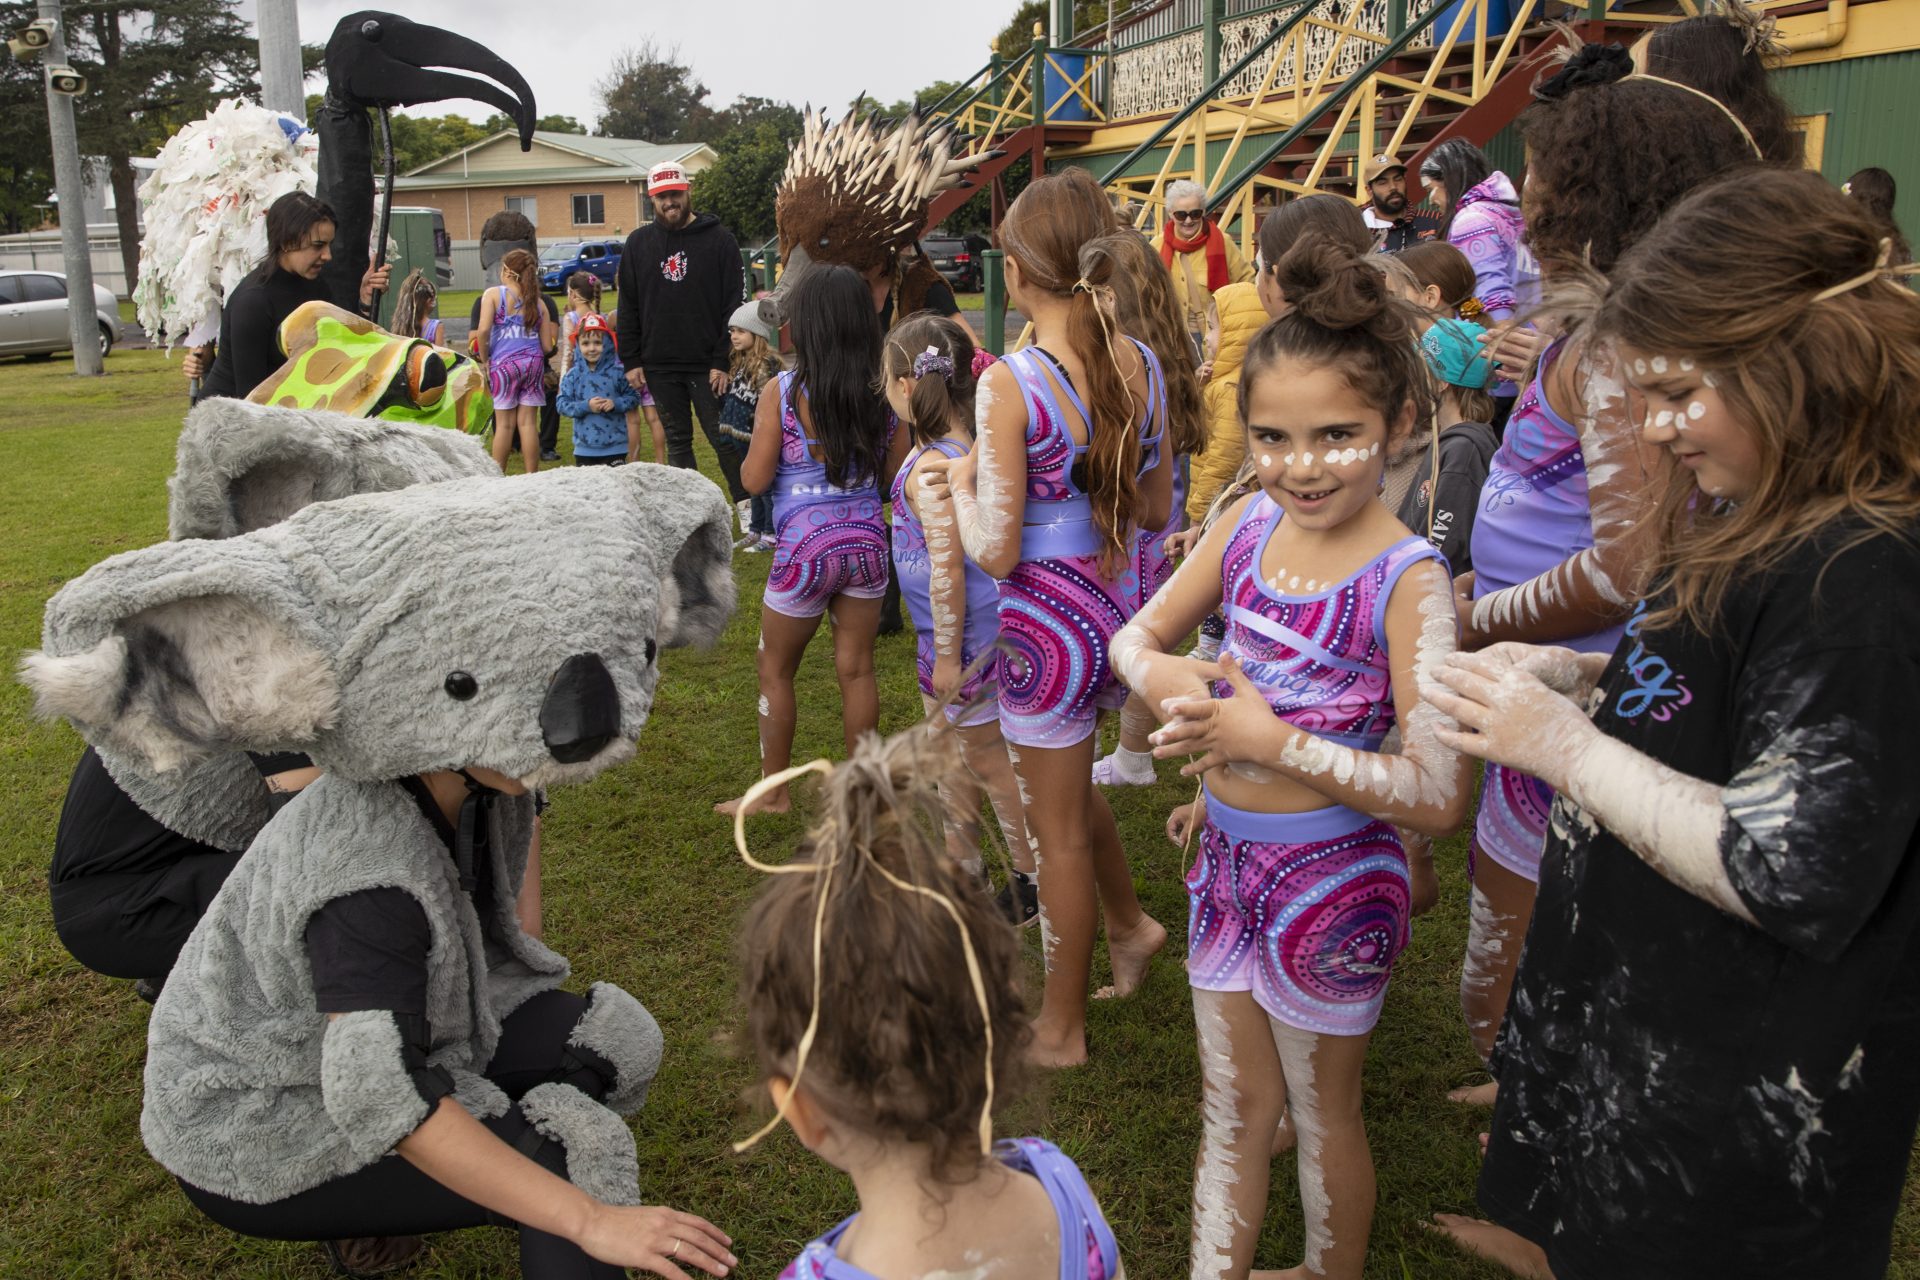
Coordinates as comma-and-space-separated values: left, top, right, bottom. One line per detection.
671, 1238, 681, 1258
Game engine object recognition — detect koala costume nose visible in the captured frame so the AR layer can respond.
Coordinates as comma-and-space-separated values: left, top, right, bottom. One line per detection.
540, 653, 621, 763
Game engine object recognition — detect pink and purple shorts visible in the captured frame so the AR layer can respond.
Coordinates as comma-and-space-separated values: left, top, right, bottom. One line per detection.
1187, 787, 1410, 1037
488, 351, 547, 409
765, 502, 890, 619
1470, 762, 1555, 883
995, 552, 1137, 750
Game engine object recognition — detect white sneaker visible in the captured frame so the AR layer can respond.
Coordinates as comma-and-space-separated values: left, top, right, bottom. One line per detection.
733, 531, 758, 550
1091, 748, 1156, 787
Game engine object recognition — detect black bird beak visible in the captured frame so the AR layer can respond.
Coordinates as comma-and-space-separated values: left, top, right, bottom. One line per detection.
326, 11, 538, 150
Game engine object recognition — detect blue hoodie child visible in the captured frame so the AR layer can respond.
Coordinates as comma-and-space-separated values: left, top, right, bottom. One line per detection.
556, 314, 640, 460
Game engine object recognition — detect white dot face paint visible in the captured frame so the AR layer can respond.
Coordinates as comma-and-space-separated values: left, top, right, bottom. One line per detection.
1260, 454, 1273, 469
1631, 358, 1648, 377
1687, 401, 1706, 421
1283, 453, 1296, 467
1300, 452, 1315, 466
1653, 410, 1674, 428
1651, 355, 1669, 374
1679, 357, 1696, 372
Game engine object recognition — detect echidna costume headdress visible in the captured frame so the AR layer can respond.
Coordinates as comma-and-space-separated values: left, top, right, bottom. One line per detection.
765, 106, 997, 325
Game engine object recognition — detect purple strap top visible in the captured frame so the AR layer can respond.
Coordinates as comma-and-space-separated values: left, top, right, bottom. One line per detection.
891, 438, 1002, 653
1468, 340, 1624, 654
998, 341, 1166, 561
1216, 492, 1444, 750
777, 1137, 1119, 1280
772, 370, 891, 526
487, 287, 544, 363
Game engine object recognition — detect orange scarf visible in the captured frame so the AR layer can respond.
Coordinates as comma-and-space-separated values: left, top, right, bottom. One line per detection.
1161, 219, 1230, 292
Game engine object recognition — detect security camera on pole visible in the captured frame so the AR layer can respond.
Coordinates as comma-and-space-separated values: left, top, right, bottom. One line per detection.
14, 0, 102, 375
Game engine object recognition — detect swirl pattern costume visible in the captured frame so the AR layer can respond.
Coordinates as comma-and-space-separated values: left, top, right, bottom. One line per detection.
764, 371, 893, 618
1467, 339, 1624, 882
994, 343, 1165, 749
1186, 492, 1442, 1035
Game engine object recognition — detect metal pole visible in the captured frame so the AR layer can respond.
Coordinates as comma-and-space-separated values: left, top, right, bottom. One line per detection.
37, 0, 102, 376
256, 0, 306, 121
981, 249, 1005, 355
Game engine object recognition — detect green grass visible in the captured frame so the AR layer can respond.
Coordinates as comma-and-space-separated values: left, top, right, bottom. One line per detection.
0, 348, 1914, 1278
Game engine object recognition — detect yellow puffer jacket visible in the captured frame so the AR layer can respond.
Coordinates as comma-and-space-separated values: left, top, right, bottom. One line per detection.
1188, 281, 1269, 524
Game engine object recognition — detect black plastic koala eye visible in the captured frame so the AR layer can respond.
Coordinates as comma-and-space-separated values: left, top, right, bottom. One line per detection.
359, 17, 383, 40
444, 671, 478, 700
644, 638, 657, 665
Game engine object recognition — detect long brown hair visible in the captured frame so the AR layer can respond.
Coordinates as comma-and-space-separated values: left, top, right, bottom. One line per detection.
388, 268, 437, 339
1083, 229, 1207, 459
997, 168, 1142, 568
883, 312, 978, 448
739, 725, 1030, 1182
1586, 167, 1920, 632
499, 249, 542, 329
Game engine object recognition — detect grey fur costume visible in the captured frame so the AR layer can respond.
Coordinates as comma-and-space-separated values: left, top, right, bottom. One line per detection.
23, 437, 734, 1205
98, 398, 500, 853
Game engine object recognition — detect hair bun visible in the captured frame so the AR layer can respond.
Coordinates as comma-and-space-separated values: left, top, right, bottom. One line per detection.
1273, 234, 1393, 333
1534, 41, 1632, 100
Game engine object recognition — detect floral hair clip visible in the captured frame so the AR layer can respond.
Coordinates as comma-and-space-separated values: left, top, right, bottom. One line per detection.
912, 345, 955, 382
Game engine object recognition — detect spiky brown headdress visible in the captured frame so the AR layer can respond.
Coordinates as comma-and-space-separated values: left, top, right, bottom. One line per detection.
775, 106, 988, 276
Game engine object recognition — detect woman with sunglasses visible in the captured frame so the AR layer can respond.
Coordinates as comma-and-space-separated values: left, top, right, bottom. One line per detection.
1153, 179, 1254, 364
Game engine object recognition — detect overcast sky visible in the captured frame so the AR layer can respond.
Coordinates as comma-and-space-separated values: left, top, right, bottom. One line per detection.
238, 0, 1019, 130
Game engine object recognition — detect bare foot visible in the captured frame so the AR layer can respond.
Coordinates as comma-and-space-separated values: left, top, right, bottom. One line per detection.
714, 787, 790, 817
1448, 1079, 1499, 1106
1098, 914, 1167, 1000
1270, 1110, 1295, 1157
1026, 1018, 1089, 1069
1424, 1215, 1555, 1278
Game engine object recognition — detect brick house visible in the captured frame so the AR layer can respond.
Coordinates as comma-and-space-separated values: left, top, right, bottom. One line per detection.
394, 132, 718, 245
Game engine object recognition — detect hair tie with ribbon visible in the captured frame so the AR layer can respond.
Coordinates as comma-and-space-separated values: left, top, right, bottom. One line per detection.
1810, 237, 1919, 302
1071, 278, 1095, 295
912, 345, 955, 382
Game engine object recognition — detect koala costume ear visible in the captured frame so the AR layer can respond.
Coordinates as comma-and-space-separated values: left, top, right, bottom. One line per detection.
169, 398, 498, 540
619, 463, 737, 648
22, 534, 338, 776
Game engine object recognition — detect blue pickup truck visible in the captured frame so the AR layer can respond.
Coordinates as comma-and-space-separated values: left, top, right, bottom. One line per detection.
540, 240, 623, 292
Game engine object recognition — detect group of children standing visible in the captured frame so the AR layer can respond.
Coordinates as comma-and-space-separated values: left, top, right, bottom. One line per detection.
710, 17, 1920, 1280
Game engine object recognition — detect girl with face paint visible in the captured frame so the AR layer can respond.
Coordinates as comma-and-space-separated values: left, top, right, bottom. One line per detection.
1427, 165, 1920, 1280
1115, 237, 1471, 1280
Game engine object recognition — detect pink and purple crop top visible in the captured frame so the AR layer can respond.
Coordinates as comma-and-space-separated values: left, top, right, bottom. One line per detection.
1215, 492, 1444, 749
996, 342, 1166, 563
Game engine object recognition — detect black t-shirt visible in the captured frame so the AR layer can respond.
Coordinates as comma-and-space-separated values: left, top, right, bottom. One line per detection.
198, 267, 332, 400
1480, 524, 1920, 1279
51, 748, 227, 883
1372, 212, 1442, 253
304, 777, 495, 1015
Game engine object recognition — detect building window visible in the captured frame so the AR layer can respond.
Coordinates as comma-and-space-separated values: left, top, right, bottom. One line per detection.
503, 195, 537, 227
641, 194, 654, 223
571, 193, 605, 226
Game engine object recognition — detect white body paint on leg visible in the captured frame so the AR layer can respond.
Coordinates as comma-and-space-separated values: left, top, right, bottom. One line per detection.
1191, 991, 1246, 1280
1461, 884, 1511, 1050
1272, 1021, 1333, 1273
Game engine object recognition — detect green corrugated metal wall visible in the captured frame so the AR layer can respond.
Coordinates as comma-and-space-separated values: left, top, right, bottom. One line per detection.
1775, 49, 1920, 238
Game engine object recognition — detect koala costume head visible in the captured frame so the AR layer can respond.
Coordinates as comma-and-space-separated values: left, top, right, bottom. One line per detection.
24, 425, 733, 788
84, 397, 501, 852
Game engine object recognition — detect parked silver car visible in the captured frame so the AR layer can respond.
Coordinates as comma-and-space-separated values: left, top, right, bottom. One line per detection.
0, 270, 120, 359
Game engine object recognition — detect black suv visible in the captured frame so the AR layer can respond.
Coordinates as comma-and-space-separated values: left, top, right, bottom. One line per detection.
921, 234, 990, 292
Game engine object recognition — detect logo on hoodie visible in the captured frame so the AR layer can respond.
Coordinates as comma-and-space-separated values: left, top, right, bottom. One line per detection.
662, 251, 688, 283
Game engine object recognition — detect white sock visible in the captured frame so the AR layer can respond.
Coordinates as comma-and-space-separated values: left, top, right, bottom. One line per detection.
1112, 745, 1155, 777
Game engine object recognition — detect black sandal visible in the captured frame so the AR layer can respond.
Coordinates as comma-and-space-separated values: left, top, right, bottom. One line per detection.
322, 1236, 426, 1278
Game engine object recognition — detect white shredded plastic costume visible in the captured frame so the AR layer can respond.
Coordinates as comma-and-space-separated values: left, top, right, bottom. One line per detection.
133, 100, 319, 352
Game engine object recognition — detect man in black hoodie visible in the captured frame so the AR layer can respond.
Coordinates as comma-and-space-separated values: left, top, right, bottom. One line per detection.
617, 161, 747, 511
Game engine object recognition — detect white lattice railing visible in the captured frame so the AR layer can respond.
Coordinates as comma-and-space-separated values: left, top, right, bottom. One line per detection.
1111, 29, 1208, 118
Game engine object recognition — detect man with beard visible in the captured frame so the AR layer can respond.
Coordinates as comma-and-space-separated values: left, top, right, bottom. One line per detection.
1362, 153, 1442, 253
616, 161, 748, 520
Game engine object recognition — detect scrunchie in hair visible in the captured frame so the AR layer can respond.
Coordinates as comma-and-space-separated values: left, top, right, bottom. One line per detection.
1458, 296, 1487, 324
1533, 41, 1632, 100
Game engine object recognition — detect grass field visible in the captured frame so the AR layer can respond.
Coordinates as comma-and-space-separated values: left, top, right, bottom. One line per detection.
0, 348, 1913, 1279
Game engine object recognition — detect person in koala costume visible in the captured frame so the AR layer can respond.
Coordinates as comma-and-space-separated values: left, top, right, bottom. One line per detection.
51, 399, 499, 997
23, 442, 740, 1280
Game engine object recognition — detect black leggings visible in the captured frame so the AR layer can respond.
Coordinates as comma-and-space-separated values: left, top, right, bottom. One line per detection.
51, 856, 241, 982
649, 371, 746, 501
181, 990, 622, 1280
